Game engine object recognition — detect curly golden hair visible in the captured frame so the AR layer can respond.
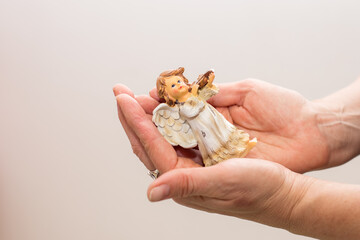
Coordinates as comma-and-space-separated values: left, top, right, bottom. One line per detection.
156, 67, 190, 106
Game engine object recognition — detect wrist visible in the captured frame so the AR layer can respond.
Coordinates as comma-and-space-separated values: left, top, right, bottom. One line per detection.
311, 98, 360, 168
256, 168, 360, 239
277, 171, 316, 232
252, 168, 315, 231
287, 177, 360, 239
285, 173, 317, 235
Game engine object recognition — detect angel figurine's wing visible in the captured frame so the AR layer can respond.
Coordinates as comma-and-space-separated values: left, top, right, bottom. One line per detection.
152, 103, 197, 148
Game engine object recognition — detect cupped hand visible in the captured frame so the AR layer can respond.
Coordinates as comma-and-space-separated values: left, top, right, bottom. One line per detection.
149, 79, 329, 173
113, 84, 203, 175
147, 157, 311, 230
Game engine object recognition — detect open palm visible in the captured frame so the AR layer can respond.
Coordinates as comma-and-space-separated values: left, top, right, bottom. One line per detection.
204, 79, 329, 173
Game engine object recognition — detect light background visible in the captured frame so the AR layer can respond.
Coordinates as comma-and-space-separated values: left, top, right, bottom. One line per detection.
0, 0, 359, 239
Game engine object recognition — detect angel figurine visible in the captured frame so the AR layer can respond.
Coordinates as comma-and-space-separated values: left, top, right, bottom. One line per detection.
152, 67, 257, 167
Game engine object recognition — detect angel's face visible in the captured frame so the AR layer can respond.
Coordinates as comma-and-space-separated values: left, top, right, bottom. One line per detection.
165, 76, 189, 100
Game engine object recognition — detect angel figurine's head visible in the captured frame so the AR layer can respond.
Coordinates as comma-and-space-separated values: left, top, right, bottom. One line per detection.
156, 67, 191, 106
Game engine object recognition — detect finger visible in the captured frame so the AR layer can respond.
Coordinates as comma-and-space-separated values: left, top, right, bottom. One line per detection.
113, 84, 156, 170
147, 166, 220, 202
149, 87, 161, 101
113, 83, 135, 98
113, 84, 160, 114
174, 147, 204, 166
207, 80, 258, 107
116, 98, 155, 170
215, 107, 234, 124
113, 84, 156, 119
117, 94, 178, 173
135, 95, 159, 114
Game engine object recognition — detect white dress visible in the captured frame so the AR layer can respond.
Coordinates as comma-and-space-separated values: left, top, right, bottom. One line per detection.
178, 85, 254, 166
152, 84, 255, 167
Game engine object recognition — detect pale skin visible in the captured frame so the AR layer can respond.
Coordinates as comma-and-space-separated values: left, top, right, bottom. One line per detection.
113, 77, 360, 239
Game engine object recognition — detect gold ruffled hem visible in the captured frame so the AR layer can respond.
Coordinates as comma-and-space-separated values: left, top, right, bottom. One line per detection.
202, 129, 257, 167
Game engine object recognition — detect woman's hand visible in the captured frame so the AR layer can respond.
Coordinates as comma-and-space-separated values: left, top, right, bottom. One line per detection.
147, 156, 360, 240
116, 78, 331, 174
147, 157, 312, 230
208, 79, 330, 173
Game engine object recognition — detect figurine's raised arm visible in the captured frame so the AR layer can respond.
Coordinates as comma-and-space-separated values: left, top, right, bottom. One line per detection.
196, 70, 215, 89
189, 70, 214, 97
190, 83, 200, 96
196, 70, 219, 101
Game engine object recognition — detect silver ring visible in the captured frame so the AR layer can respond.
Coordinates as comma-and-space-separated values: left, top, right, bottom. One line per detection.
148, 169, 159, 180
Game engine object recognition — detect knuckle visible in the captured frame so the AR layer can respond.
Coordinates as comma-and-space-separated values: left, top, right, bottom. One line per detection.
141, 138, 155, 157
131, 143, 155, 169
131, 144, 143, 158
141, 135, 161, 157
240, 78, 260, 86
232, 195, 256, 209
141, 138, 152, 152
178, 172, 195, 198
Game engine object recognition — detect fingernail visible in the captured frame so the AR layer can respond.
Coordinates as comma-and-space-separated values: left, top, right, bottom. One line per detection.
149, 185, 170, 202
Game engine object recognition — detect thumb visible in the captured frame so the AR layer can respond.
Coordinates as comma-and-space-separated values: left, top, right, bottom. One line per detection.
147, 166, 218, 202
207, 80, 257, 107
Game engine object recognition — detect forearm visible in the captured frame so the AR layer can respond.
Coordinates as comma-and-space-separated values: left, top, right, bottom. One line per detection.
312, 78, 360, 168
245, 169, 360, 239
191, 84, 199, 95
288, 176, 360, 239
